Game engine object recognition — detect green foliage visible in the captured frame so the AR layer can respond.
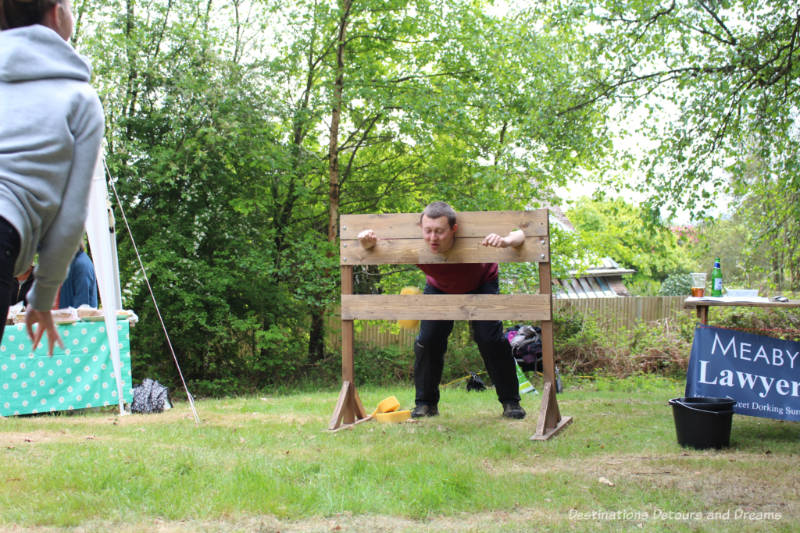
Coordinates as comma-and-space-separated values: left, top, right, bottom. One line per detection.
709, 305, 800, 342
553, 308, 693, 378
566, 197, 691, 292
726, 156, 800, 291
539, 1, 800, 219
683, 217, 751, 286
535, 1, 800, 294
67, 0, 615, 392
681, 208, 798, 292
658, 273, 692, 296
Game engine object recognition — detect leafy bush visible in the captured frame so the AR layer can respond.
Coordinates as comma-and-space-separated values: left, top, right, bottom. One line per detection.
659, 273, 692, 296
553, 309, 693, 378
353, 344, 413, 386
711, 305, 800, 341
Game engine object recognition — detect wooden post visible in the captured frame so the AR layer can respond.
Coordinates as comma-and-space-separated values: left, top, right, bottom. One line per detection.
531, 251, 572, 440
341, 265, 354, 384
328, 265, 367, 430
696, 305, 708, 325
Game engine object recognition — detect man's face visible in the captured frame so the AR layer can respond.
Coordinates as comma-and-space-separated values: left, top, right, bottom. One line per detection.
421, 215, 457, 254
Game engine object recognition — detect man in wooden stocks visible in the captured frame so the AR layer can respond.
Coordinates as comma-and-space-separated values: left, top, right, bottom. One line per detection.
358, 201, 526, 419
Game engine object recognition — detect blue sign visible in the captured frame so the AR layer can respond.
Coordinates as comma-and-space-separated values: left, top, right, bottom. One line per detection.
686, 325, 800, 422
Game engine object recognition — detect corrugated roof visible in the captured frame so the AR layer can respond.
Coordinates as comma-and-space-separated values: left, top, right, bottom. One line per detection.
574, 257, 635, 277
553, 276, 619, 299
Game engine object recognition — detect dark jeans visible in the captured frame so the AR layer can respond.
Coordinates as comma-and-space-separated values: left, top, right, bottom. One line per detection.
0, 216, 21, 343
414, 277, 520, 406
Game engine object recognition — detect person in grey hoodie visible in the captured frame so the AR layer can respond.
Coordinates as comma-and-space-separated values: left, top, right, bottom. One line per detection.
0, 0, 104, 353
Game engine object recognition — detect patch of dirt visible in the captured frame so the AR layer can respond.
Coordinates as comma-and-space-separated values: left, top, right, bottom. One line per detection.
491, 452, 798, 517
11, 509, 555, 533
0, 430, 100, 447
0, 407, 325, 449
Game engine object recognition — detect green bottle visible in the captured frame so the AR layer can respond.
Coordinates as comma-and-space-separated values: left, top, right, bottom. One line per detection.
711, 258, 723, 296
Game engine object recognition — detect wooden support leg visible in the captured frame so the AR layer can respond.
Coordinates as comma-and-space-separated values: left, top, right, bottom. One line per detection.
329, 265, 369, 431
530, 381, 573, 440
530, 319, 572, 440
696, 305, 708, 325
328, 380, 368, 431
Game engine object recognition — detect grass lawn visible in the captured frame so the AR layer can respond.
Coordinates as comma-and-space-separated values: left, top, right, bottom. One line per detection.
0, 375, 797, 532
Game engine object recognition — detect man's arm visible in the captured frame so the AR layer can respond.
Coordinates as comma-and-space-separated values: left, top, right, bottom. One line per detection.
357, 229, 377, 250
481, 229, 525, 248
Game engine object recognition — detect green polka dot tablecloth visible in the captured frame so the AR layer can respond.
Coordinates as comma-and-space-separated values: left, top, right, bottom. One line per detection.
0, 320, 132, 416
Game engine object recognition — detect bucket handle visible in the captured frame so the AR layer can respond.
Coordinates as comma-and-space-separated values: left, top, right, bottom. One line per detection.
669, 399, 733, 416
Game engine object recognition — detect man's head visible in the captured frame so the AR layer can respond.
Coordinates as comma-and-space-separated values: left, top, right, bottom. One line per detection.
420, 201, 457, 254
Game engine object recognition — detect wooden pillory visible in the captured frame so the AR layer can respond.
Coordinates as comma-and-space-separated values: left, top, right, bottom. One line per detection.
329, 209, 572, 440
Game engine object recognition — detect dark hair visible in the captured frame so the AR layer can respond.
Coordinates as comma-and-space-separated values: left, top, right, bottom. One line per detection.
0, 0, 60, 31
421, 201, 457, 228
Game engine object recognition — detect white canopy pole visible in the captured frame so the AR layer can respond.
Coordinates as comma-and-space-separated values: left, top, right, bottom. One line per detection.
108, 205, 123, 309
85, 146, 127, 416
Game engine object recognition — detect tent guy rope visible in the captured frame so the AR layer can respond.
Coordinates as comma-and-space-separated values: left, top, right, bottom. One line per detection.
103, 160, 200, 425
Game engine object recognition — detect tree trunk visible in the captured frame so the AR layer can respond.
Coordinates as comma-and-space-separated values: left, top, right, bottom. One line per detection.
327, 0, 352, 242
307, 307, 326, 363
309, 0, 352, 363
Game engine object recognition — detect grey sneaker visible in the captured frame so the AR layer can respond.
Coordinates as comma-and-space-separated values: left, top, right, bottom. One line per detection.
411, 404, 439, 418
502, 402, 526, 419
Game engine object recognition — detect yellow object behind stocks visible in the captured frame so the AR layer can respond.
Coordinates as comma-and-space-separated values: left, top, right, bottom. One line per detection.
397, 286, 421, 330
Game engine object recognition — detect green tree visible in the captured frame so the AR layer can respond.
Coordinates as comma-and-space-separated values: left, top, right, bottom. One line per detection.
72, 0, 313, 391
566, 197, 692, 294
727, 156, 800, 291
264, 0, 614, 357
66, 0, 616, 391
538, 1, 799, 218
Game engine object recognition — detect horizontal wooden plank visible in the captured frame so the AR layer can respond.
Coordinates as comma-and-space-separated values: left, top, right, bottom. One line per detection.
341, 294, 552, 321
340, 236, 549, 265
683, 299, 800, 309
340, 210, 549, 240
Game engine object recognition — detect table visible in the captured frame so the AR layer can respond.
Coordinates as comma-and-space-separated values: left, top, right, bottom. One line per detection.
683, 297, 800, 325
0, 320, 132, 416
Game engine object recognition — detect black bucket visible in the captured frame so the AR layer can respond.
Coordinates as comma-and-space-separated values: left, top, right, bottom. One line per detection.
669, 397, 735, 449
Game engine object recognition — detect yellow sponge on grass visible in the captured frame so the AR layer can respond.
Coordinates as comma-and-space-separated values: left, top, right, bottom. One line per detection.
371, 395, 400, 417
375, 410, 411, 424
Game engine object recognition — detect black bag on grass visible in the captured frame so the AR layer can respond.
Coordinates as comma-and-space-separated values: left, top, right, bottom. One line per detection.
465, 371, 486, 391
131, 378, 171, 414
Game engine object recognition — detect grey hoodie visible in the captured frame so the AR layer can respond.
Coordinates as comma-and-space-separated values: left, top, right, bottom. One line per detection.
0, 24, 104, 310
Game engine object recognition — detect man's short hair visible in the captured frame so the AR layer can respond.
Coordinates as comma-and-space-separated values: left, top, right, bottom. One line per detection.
0, 0, 60, 30
421, 201, 457, 228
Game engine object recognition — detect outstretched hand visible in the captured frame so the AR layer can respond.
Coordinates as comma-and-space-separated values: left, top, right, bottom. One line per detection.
481, 230, 524, 248
25, 306, 64, 357
357, 229, 377, 249
481, 233, 509, 247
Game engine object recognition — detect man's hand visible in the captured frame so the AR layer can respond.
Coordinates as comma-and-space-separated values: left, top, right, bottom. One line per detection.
25, 306, 64, 357
482, 230, 524, 248
357, 229, 377, 250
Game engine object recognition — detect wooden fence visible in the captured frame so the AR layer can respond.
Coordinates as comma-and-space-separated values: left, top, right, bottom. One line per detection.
326, 295, 688, 349
553, 295, 687, 331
